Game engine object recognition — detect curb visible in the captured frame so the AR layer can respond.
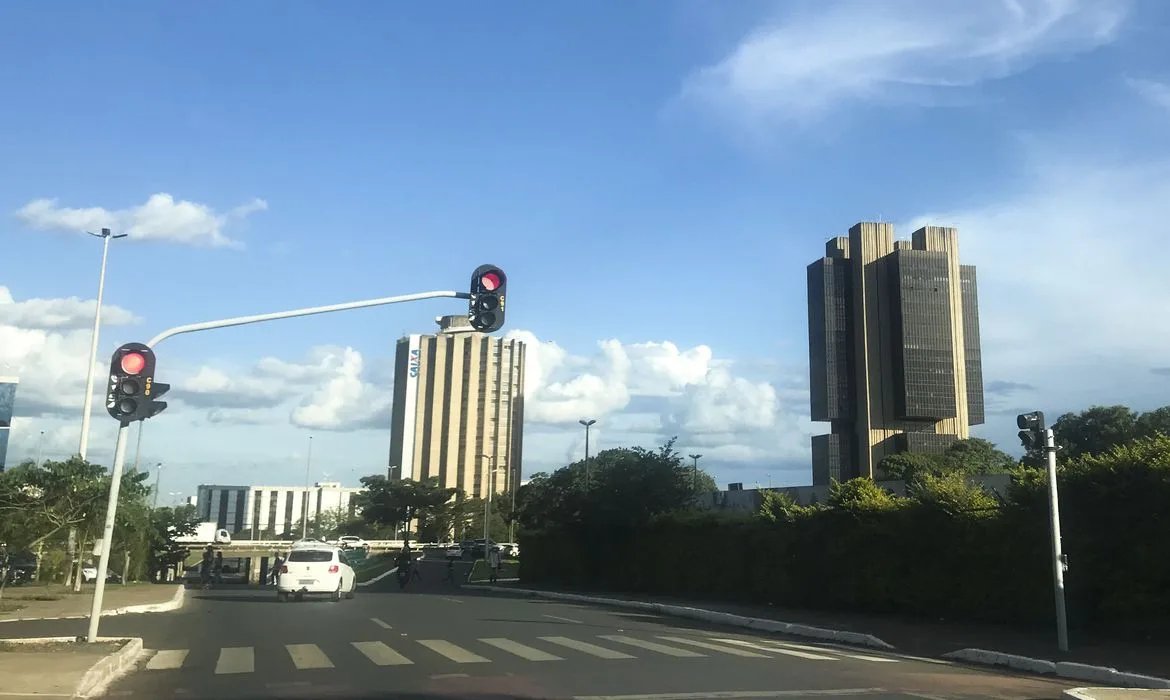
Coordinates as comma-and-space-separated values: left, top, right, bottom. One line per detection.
0, 636, 145, 699
1063, 688, 1170, 700
943, 649, 1170, 690
0, 585, 186, 624
76, 637, 145, 698
460, 586, 894, 650
104, 585, 186, 616
357, 567, 399, 587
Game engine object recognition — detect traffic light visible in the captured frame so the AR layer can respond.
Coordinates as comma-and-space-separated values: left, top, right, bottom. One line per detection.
1017, 411, 1046, 451
468, 264, 507, 333
106, 342, 170, 423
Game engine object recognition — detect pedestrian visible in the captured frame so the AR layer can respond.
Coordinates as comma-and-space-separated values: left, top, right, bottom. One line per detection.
487, 545, 502, 585
213, 551, 224, 585
199, 546, 214, 589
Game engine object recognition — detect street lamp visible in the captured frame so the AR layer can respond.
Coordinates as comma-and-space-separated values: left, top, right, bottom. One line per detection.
78, 228, 128, 461
480, 454, 495, 554
302, 436, 313, 540
151, 462, 164, 508
579, 418, 596, 491
689, 454, 702, 491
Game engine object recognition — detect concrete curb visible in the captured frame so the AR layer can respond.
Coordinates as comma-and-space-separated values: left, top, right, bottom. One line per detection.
461, 585, 894, 650
0, 585, 186, 623
75, 637, 145, 698
1062, 688, 1170, 700
104, 584, 186, 616
357, 566, 398, 587
943, 649, 1170, 690
0, 636, 145, 699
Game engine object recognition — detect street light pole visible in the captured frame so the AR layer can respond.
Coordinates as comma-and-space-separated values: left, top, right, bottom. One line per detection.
132, 423, 145, 473
480, 454, 495, 556
302, 436, 313, 540
509, 464, 517, 543
689, 453, 702, 491
579, 419, 596, 491
78, 228, 128, 460
151, 463, 163, 508
36, 431, 44, 467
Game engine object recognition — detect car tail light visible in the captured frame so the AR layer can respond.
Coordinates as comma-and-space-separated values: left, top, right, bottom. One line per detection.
328, 564, 339, 573
280, 565, 288, 574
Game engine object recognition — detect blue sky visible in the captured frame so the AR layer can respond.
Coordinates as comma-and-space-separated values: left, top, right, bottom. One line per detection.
3, 1, 1170, 500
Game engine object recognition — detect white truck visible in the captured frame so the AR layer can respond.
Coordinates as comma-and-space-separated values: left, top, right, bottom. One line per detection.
174, 522, 232, 545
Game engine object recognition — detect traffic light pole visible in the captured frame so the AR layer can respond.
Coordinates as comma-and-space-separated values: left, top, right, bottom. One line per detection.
85, 420, 130, 643
1044, 427, 1070, 652
86, 287, 471, 642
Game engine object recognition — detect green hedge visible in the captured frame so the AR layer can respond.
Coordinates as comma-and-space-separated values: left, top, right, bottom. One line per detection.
519, 446, 1170, 640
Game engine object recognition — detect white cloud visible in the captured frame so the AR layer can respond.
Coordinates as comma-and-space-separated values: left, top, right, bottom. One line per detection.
506, 329, 809, 469
0, 286, 139, 330
1126, 77, 1170, 113
678, 0, 1126, 128
0, 286, 140, 417
15, 193, 267, 248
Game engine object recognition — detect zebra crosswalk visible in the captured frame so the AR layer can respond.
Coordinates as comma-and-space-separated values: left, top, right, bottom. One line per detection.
141, 634, 902, 676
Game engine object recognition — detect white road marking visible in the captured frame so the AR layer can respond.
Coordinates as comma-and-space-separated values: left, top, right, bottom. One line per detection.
543, 613, 583, 623
214, 647, 254, 675
573, 690, 886, 700
711, 638, 839, 661
352, 641, 413, 666
370, 617, 393, 629
599, 635, 706, 658
417, 639, 491, 663
539, 636, 635, 659
145, 649, 188, 670
480, 638, 565, 661
656, 636, 769, 657
286, 643, 334, 669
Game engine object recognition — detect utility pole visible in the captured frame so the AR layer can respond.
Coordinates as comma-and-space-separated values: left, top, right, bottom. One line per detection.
151, 463, 163, 508
78, 228, 127, 460
579, 419, 596, 491
689, 453, 702, 491
302, 436, 313, 540
481, 454, 495, 555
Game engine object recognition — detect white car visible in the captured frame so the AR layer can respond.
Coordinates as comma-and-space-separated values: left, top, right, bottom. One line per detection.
276, 545, 357, 602
335, 535, 369, 550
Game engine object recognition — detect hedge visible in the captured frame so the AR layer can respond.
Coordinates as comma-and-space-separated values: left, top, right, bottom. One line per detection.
518, 452, 1170, 640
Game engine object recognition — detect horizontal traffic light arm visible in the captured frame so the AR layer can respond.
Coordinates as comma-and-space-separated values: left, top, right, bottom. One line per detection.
146, 290, 469, 348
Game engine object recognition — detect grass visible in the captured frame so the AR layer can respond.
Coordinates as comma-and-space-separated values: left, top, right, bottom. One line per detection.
0, 601, 26, 614
466, 559, 520, 582
0, 640, 123, 654
354, 554, 397, 583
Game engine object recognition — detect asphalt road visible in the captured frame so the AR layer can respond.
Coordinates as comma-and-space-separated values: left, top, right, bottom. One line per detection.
1, 560, 1076, 700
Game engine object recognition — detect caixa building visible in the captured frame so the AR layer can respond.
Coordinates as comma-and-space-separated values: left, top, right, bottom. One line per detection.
195, 481, 364, 537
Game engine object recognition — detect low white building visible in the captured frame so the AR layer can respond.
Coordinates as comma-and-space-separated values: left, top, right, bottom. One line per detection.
196, 481, 365, 536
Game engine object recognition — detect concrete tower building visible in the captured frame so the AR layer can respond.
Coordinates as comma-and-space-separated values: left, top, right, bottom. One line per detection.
806, 222, 984, 485
387, 315, 525, 501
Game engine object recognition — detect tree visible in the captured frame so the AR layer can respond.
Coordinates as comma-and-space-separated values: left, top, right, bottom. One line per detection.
1045, 405, 1140, 462
878, 438, 1015, 483
827, 478, 902, 512
517, 438, 699, 536
758, 489, 808, 523
145, 505, 200, 580
353, 476, 456, 542
877, 451, 942, 482
905, 471, 1000, 516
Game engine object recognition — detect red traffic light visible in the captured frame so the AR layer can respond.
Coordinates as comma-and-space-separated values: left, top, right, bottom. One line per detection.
120, 352, 146, 375
480, 272, 502, 292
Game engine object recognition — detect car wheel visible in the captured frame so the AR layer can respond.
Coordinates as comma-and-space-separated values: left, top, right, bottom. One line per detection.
345, 584, 355, 600
332, 583, 342, 602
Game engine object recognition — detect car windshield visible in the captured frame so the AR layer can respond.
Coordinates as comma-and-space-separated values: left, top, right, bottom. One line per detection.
286, 550, 333, 563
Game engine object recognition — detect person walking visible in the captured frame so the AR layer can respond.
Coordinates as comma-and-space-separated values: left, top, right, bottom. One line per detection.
487, 545, 502, 585
199, 546, 214, 589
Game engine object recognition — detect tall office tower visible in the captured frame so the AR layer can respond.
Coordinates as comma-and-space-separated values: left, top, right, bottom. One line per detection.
388, 314, 526, 501
0, 377, 17, 472
807, 223, 984, 485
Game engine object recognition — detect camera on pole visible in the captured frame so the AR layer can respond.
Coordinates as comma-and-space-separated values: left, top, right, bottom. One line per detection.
106, 342, 170, 423
1017, 411, 1046, 451
468, 264, 507, 333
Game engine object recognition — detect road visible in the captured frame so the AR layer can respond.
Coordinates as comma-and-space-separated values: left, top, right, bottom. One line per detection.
1, 560, 1075, 700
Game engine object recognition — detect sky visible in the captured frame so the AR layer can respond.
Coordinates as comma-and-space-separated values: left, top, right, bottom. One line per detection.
3, 0, 1170, 501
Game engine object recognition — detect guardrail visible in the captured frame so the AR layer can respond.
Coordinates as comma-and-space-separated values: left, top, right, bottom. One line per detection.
175, 539, 453, 550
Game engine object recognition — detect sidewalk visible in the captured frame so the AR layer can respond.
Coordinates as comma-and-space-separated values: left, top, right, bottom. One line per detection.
0, 582, 182, 622
0, 638, 141, 699
485, 583, 1170, 681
